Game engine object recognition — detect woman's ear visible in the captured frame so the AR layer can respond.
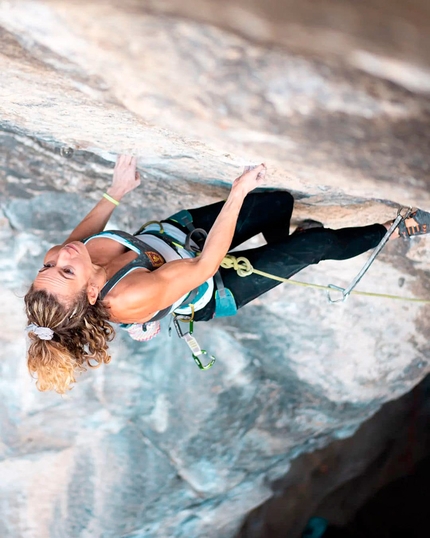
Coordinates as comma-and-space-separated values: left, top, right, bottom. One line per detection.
86, 283, 99, 305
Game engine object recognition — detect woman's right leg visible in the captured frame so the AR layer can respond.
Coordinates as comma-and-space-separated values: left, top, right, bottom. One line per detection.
183, 191, 295, 248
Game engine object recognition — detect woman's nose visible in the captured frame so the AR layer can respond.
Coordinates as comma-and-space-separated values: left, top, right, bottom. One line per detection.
57, 248, 73, 262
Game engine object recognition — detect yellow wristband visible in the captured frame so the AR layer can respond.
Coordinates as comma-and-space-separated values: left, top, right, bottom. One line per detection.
103, 192, 120, 206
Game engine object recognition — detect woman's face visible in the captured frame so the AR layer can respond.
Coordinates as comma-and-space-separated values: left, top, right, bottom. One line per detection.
33, 242, 95, 303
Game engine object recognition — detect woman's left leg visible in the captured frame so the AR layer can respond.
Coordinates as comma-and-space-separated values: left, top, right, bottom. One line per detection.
220, 223, 387, 309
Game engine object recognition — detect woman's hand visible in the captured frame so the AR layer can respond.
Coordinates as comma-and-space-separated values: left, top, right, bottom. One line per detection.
107, 155, 141, 201
231, 163, 267, 198
188, 161, 268, 280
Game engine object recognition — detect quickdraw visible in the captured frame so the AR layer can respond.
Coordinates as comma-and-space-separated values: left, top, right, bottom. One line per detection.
327, 206, 413, 302
172, 312, 216, 371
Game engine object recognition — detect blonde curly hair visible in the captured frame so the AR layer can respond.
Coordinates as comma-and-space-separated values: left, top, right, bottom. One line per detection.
24, 285, 115, 394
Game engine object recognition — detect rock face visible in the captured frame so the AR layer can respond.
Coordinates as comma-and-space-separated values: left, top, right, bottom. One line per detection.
1, 2, 430, 537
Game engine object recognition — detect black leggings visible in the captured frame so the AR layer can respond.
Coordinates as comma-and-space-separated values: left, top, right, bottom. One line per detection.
169, 191, 386, 321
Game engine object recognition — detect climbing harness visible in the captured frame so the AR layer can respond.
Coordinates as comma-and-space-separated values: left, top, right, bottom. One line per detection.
221, 207, 430, 305
135, 214, 218, 370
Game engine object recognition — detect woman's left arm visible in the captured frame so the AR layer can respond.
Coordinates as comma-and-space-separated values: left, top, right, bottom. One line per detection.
61, 155, 140, 244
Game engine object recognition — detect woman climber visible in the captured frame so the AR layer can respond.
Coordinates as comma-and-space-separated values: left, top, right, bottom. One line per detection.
24, 155, 430, 393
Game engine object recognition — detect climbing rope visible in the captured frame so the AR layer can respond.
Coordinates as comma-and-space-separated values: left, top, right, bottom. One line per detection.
220, 254, 430, 304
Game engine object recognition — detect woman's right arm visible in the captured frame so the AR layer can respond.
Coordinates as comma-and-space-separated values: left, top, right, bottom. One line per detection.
62, 155, 140, 244
42, 155, 140, 260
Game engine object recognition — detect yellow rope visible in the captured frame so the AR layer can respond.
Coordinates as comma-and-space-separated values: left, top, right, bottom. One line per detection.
220, 254, 430, 304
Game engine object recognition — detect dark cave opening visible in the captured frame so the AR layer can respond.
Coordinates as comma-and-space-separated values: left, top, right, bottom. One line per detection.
316, 452, 430, 537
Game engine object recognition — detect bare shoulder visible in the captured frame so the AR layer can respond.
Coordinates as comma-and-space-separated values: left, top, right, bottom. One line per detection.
103, 269, 157, 324
103, 257, 206, 324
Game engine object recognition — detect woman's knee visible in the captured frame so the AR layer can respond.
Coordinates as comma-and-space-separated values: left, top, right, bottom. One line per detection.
254, 190, 294, 213
260, 190, 293, 203
278, 190, 294, 203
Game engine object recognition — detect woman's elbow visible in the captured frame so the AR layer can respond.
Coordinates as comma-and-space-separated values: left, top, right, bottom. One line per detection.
195, 256, 220, 280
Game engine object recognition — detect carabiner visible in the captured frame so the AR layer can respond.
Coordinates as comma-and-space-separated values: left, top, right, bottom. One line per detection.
192, 350, 216, 370
173, 317, 216, 370
327, 284, 349, 303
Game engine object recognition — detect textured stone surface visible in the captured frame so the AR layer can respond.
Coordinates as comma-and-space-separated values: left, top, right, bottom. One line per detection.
238, 373, 430, 537
1, 2, 430, 537
140, 0, 430, 91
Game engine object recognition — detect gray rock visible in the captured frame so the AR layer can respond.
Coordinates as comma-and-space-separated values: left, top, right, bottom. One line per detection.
1, 2, 430, 537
